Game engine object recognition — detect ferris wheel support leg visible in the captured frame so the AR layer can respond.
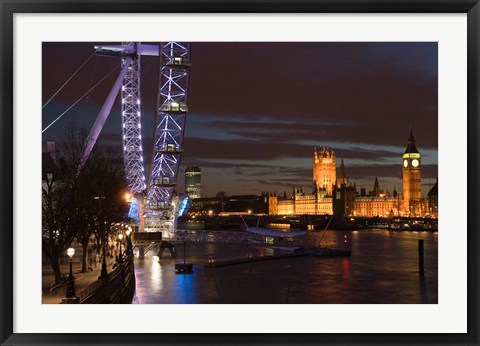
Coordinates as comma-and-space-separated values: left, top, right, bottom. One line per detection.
77, 58, 133, 174
138, 197, 145, 232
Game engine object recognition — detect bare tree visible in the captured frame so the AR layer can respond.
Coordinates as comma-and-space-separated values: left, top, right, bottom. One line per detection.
42, 122, 128, 282
42, 161, 76, 285
84, 153, 127, 271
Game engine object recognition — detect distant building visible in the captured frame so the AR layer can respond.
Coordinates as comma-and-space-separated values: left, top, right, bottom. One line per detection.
351, 178, 399, 217
402, 130, 422, 216
268, 195, 279, 215
333, 160, 356, 216
185, 166, 201, 199
267, 130, 436, 218
313, 147, 336, 195
267, 148, 336, 216
189, 194, 268, 215
427, 179, 438, 218
277, 198, 294, 215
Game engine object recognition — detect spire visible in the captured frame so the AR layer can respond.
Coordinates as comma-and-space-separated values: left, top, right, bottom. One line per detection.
428, 179, 438, 196
373, 177, 380, 197
404, 129, 419, 154
338, 158, 348, 186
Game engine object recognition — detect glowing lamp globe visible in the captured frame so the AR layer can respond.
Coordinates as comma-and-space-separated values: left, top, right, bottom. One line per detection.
67, 248, 75, 258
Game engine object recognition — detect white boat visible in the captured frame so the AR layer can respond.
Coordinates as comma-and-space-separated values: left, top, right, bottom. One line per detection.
241, 217, 308, 251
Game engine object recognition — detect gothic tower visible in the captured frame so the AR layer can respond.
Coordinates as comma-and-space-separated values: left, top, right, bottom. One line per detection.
313, 147, 336, 195
402, 130, 422, 216
337, 158, 348, 187
373, 177, 380, 197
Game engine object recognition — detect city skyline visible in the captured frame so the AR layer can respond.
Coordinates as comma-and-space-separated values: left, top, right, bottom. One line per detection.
42, 42, 438, 197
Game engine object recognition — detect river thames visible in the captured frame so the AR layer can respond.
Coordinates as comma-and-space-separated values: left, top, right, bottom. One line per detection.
132, 229, 437, 304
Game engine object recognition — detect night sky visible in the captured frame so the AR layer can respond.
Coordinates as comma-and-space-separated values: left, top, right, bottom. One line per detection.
42, 42, 438, 197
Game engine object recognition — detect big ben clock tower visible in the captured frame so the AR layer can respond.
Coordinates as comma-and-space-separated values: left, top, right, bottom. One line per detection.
402, 130, 422, 216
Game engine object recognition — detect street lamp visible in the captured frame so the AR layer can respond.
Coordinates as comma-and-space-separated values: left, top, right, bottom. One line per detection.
65, 247, 76, 298
126, 227, 132, 255
118, 233, 124, 261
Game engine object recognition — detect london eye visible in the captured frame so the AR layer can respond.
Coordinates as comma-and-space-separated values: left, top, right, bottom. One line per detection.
42, 42, 192, 237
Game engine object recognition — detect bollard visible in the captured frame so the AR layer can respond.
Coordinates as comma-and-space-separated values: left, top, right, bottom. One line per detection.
418, 239, 424, 277
138, 244, 145, 258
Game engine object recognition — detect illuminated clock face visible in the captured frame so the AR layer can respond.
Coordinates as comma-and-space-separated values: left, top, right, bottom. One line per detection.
403, 159, 408, 168
412, 159, 419, 167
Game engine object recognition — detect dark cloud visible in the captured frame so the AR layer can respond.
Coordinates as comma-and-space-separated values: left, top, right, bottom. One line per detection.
257, 180, 303, 188
345, 163, 438, 180
180, 159, 310, 178
182, 136, 401, 162
188, 42, 438, 149
202, 120, 436, 150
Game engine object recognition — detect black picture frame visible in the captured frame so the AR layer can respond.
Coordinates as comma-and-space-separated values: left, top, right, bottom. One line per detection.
1, 1, 479, 345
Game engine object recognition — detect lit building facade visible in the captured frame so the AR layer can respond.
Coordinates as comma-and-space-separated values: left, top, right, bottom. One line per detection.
351, 179, 400, 217
185, 166, 202, 199
268, 191, 333, 216
294, 187, 333, 215
402, 130, 422, 216
333, 159, 356, 216
313, 147, 336, 195
427, 179, 438, 218
267, 131, 435, 218
267, 148, 336, 216
277, 199, 295, 215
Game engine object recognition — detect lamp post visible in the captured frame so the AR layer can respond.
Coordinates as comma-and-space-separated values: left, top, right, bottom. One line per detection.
126, 227, 132, 255
118, 233, 124, 262
101, 238, 108, 277
66, 247, 76, 298
61, 247, 80, 304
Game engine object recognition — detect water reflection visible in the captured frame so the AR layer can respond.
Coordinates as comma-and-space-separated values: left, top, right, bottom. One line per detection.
342, 258, 350, 281
132, 230, 437, 304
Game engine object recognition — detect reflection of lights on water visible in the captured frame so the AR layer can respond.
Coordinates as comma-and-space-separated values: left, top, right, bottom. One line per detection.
149, 256, 162, 290
342, 258, 351, 280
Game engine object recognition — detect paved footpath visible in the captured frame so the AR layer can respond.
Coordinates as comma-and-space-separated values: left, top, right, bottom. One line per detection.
42, 248, 118, 304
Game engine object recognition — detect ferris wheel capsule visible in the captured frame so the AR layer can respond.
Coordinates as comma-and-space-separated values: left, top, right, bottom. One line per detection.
149, 200, 173, 211
153, 176, 177, 187
157, 143, 184, 155
165, 56, 191, 69
160, 101, 188, 114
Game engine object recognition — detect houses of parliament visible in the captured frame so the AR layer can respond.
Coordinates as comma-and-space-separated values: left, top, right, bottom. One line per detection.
267, 131, 438, 218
